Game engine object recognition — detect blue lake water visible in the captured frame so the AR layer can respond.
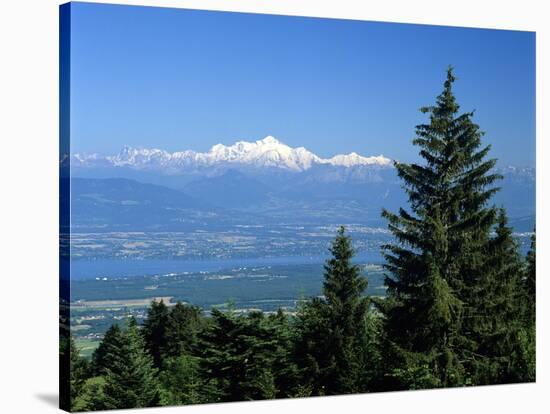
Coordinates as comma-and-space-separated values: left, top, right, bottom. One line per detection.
69, 252, 384, 280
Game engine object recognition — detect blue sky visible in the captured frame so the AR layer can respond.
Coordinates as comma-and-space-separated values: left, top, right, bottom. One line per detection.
69, 2, 536, 166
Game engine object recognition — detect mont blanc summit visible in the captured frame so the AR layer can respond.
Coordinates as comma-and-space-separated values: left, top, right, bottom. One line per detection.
71, 136, 392, 173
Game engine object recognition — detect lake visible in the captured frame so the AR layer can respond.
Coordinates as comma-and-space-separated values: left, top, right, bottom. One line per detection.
69, 252, 385, 280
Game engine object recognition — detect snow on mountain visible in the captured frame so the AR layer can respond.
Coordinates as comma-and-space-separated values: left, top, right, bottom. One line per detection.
72, 136, 392, 172
203, 136, 322, 171
326, 152, 392, 167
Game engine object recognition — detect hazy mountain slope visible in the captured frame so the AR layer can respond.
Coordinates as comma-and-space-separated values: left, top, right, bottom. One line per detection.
70, 178, 212, 230
182, 170, 274, 209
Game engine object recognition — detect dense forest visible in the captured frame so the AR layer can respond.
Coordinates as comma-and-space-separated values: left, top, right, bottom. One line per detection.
60, 68, 536, 411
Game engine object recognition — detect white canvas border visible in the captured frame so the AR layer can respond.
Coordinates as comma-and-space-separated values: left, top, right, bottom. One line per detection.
0, 1, 546, 413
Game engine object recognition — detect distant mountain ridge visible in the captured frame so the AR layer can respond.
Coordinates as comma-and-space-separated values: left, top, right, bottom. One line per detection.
71, 136, 393, 173
68, 136, 534, 230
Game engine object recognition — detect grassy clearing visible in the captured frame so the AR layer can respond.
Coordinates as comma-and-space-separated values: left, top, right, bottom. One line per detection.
71, 296, 174, 310
76, 338, 101, 359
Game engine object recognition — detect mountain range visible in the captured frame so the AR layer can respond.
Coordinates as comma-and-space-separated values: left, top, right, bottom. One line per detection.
71, 136, 392, 173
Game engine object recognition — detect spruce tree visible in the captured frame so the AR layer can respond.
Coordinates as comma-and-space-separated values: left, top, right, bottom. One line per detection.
158, 354, 203, 406
101, 318, 160, 410
90, 324, 122, 376
323, 226, 370, 394
164, 301, 202, 358
380, 67, 502, 388
142, 299, 170, 368
61, 334, 89, 411
266, 309, 302, 398
525, 230, 536, 321
294, 226, 373, 395
238, 311, 279, 400
517, 229, 537, 381
472, 209, 525, 383
293, 297, 332, 395
198, 309, 283, 402
71, 377, 107, 412
198, 308, 237, 402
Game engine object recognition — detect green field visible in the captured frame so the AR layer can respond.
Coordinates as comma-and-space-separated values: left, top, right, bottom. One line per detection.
69, 262, 387, 350
75, 338, 101, 359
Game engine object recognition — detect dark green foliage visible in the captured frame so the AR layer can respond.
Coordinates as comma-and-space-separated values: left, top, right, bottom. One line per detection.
59, 334, 72, 411
380, 67, 532, 388
470, 210, 526, 383
293, 298, 333, 395
71, 377, 107, 412
326, 227, 376, 393
101, 318, 160, 410
198, 308, 295, 402
59, 332, 71, 411
525, 230, 536, 320
90, 324, 122, 376
142, 299, 170, 368
516, 229, 536, 381
358, 310, 384, 390
155, 302, 207, 406
164, 301, 203, 358
158, 355, 203, 406
294, 226, 377, 395
60, 334, 89, 411
267, 309, 303, 398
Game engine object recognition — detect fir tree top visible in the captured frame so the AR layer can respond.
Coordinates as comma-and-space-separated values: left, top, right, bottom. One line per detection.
323, 226, 367, 309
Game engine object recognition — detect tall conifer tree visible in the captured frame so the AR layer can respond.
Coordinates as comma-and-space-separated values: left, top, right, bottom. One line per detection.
294, 226, 373, 395
323, 226, 370, 394
164, 301, 202, 358
293, 297, 333, 395
61, 334, 89, 410
142, 299, 170, 368
525, 230, 536, 321
518, 229, 537, 381
90, 324, 123, 376
102, 318, 160, 410
267, 310, 302, 398
380, 67, 502, 387
158, 354, 203, 406
198, 309, 283, 402
472, 209, 525, 383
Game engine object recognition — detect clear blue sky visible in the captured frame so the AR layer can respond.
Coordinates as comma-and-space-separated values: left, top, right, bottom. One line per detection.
68, 2, 536, 166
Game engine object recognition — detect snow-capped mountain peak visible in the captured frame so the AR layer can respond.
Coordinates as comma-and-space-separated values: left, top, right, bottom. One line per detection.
72, 136, 392, 172
202, 135, 321, 171
257, 135, 280, 145
326, 152, 392, 167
